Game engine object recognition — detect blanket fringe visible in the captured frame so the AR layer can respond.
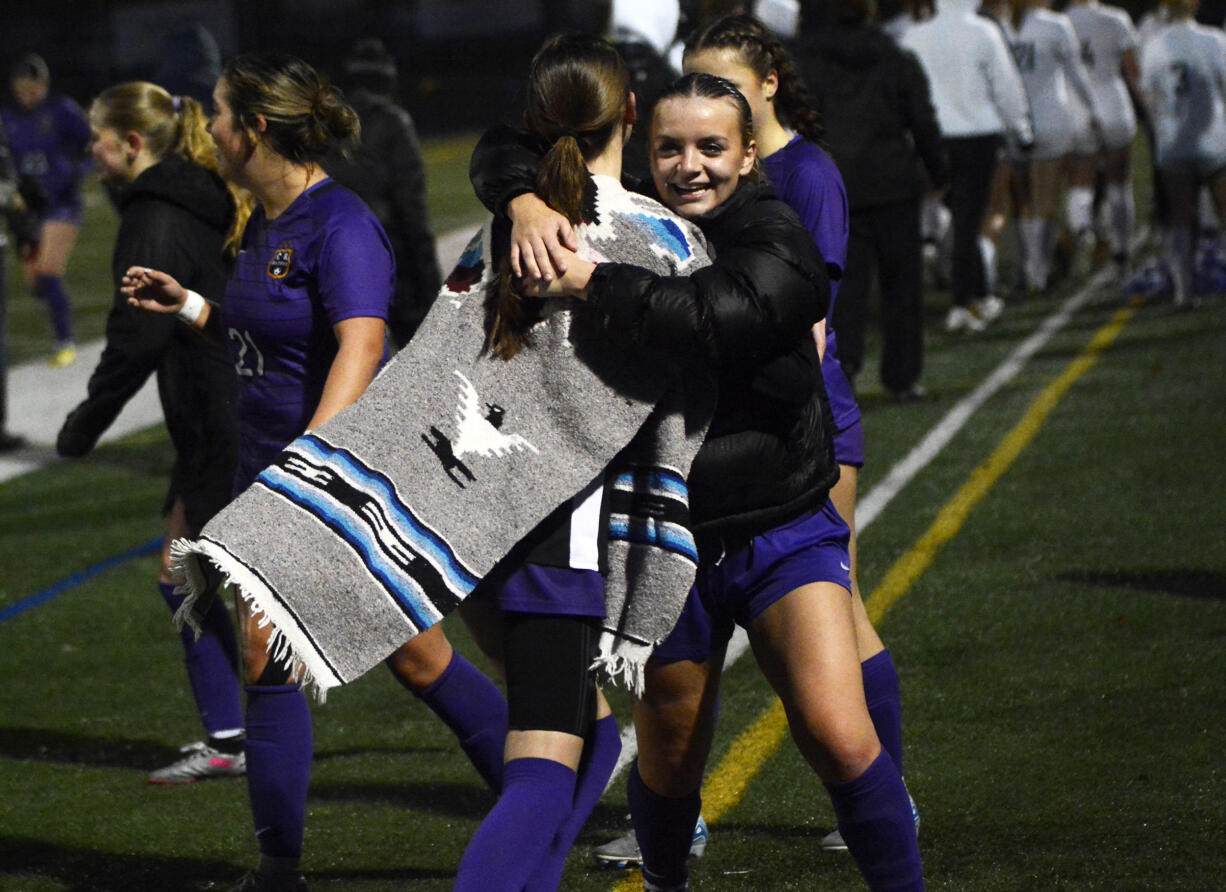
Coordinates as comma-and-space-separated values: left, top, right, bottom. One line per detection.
591, 631, 649, 697
168, 537, 333, 703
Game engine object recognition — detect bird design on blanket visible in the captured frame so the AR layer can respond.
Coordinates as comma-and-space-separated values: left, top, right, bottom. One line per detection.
422, 371, 539, 487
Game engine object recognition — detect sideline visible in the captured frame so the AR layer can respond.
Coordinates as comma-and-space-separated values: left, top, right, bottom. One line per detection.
607, 299, 1142, 892
603, 260, 1126, 788
0, 536, 162, 624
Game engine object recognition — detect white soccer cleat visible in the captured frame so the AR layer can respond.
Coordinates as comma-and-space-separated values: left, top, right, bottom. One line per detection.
148, 741, 246, 785
944, 306, 986, 333
593, 815, 709, 868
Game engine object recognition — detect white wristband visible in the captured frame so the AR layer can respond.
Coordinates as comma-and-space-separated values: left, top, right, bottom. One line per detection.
177, 290, 207, 325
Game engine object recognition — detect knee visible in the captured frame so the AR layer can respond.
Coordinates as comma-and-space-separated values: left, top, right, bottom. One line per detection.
385, 628, 454, 692
788, 711, 881, 785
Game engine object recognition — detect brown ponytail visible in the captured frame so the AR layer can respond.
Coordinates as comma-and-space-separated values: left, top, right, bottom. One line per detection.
486, 34, 629, 360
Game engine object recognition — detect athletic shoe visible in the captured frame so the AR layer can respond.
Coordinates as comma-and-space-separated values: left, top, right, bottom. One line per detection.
644, 880, 689, 892
48, 343, 76, 368
821, 792, 921, 853
230, 871, 308, 892
889, 384, 927, 405
593, 815, 709, 868
944, 306, 985, 334
974, 295, 1004, 324
148, 741, 246, 785
0, 431, 26, 453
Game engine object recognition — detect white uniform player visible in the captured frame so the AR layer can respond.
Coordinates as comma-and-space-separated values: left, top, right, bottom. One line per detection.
1067, 0, 1139, 150
1066, 0, 1142, 267
1013, 6, 1102, 160
1140, 2, 1226, 305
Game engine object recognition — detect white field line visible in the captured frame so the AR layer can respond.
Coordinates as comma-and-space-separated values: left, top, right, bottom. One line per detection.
0, 225, 483, 484
604, 257, 1126, 788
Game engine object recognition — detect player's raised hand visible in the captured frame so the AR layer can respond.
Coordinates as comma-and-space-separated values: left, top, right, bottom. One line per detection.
122, 266, 187, 314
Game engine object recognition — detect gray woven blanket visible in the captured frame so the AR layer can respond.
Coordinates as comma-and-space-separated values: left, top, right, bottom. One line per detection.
174, 175, 712, 697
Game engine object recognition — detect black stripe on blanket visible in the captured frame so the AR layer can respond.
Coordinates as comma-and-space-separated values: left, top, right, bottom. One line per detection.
255, 436, 470, 627
606, 466, 698, 562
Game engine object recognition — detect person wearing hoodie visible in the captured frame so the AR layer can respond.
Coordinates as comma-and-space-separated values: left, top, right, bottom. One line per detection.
324, 38, 442, 348
609, 0, 684, 182
902, 0, 1033, 332
56, 82, 249, 783
797, 0, 948, 400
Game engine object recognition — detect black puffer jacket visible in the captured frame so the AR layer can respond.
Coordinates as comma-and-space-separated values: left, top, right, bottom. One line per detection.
586, 181, 837, 542
57, 153, 238, 531
795, 24, 949, 210
470, 133, 839, 543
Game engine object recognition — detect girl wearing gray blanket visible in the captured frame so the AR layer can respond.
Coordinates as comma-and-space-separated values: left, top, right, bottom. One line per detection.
487, 73, 925, 890
451, 35, 713, 891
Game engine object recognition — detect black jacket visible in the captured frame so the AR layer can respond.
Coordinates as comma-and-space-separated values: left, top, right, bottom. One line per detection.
586, 181, 838, 541
796, 25, 949, 210
469, 129, 838, 540
325, 89, 441, 348
57, 153, 238, 531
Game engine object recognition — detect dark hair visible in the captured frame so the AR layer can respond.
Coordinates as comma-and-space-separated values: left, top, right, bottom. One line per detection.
488, 33, 629, 360
221, 52, 360, 164
684, 13, 824, 144
10, 52, 49, 83
652, 71, 758, 169
342, 37, 398, 95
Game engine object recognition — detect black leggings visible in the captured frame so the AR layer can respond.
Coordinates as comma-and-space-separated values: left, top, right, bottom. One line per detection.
504, 612, 599, 736
945, 134, 1003, 308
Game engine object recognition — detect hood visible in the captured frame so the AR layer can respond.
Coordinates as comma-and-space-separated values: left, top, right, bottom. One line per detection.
611, 0, 680, 57
804, 24, 888, 68
120, 152, 231, 233
755, 0, 800, 38
935, 0, 984, 14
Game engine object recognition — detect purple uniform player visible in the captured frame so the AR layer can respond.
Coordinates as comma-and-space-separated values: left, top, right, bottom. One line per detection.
223, 179, 392, 491
4, 54, 89, 363
762, 136, 865, 467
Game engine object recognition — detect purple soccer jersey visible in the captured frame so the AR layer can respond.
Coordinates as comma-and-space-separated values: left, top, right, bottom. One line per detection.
0, 93, 90, 218
762, 136, 862, 462
223, 179, 393, 490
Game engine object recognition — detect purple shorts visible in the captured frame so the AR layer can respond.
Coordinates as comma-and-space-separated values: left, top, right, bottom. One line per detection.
497, 563, 606, 618
42, 200, 82, 225
652, 500, 852, 664
824, 330, 864, 467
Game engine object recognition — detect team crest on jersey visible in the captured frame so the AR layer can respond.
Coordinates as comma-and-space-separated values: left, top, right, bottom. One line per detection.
422, 371, 539, 487
267, 244, 295, 279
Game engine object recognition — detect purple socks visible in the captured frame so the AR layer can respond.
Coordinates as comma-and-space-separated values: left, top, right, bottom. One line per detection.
522, 713, 622, 891
862, 649, 904, 774
628, 761, 701, 891
158, 583, 243, 739
415, 651, 508, 792
826, 751, 924, 891
244, 684, 313, 860
34, 274, 72, 343
453, 757, 577, 892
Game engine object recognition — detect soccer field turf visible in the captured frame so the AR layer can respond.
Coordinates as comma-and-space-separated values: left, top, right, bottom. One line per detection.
2, 135, 1224, 890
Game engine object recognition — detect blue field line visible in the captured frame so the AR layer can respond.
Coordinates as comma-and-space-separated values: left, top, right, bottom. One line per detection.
0, 536, 163, 625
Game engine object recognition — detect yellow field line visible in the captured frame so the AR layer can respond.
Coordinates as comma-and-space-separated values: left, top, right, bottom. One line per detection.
611, 300, 1139, 892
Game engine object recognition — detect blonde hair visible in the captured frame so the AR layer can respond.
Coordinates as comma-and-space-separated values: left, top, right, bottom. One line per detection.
91, 81, 250, 256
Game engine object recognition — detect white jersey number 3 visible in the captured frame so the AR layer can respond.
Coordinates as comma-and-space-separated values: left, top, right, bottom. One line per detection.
228, 328, 266, 377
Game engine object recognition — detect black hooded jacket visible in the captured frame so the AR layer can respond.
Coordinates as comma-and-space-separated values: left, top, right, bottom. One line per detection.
57, 153, 238, 530
796, 24, 949, 210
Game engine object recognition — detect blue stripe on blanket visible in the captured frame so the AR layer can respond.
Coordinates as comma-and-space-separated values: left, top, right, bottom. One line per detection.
628, 213, 692, 260
252, 437, 478, 624
607, 514, 699, 562
609, 468, 689, 503
289, 436, 480, 592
